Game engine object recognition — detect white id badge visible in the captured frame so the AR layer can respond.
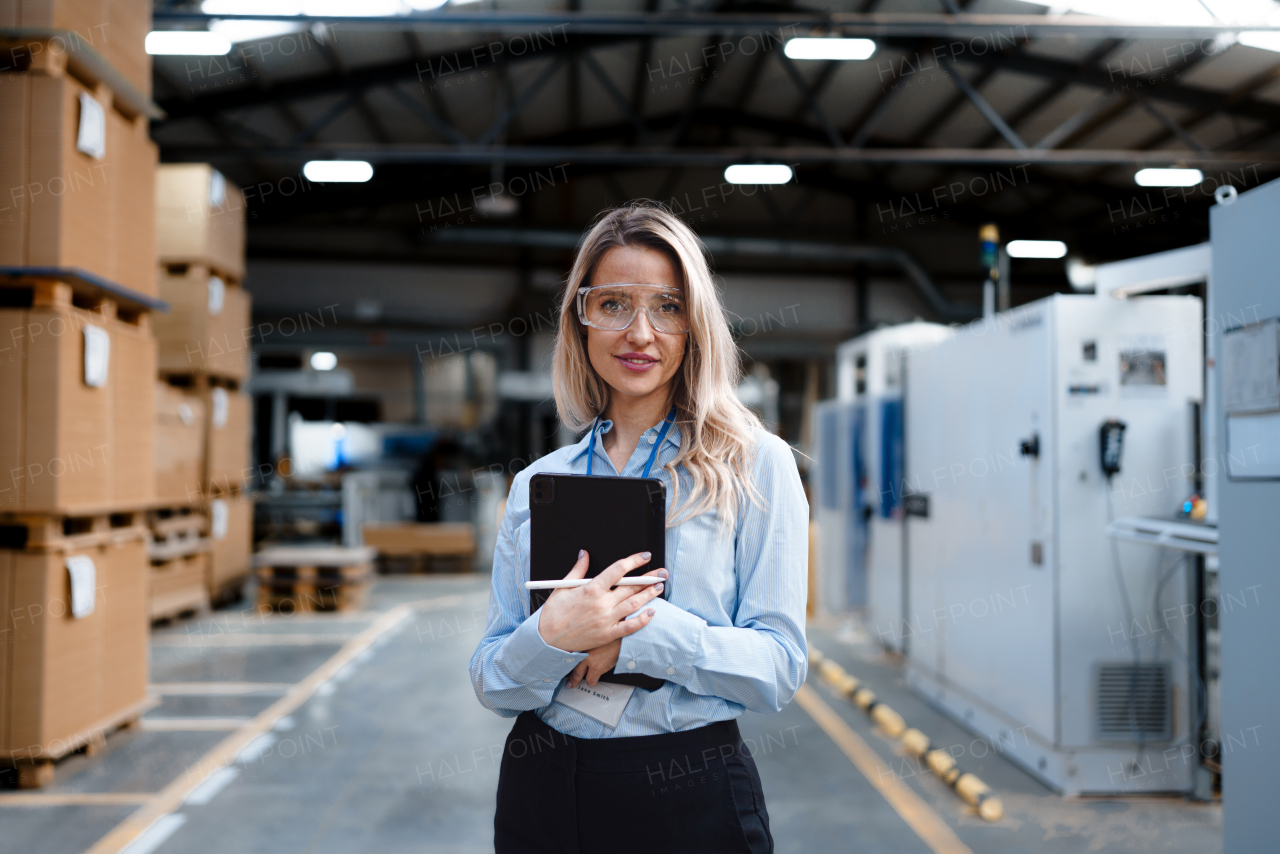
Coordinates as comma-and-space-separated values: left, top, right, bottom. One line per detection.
554, 679, 635, 729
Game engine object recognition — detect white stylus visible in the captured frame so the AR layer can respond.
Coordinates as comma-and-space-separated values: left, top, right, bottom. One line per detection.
525, 577, 664, 590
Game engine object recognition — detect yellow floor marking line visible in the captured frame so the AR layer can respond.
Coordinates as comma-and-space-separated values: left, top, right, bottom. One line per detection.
139, 719, 252, 732
149, 683, 292, 696
794, 683, 975, 854
0, 793, 153, 807
83, 601, 420, 854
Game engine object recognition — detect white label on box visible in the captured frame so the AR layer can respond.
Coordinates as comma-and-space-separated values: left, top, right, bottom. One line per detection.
65, 555, 97, 618
76, 92, 106, 160
554, 679, 635, 729
178, 402, 195, 425
209, 169, 227, 208
211, 387, 229, 428
83, 325, 110, 387
208, 276, 225, 316
211, 499, 229, 540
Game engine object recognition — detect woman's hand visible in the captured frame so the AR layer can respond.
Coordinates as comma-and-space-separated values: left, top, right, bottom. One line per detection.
567, 638, 621, 688
537, 550, 666, 653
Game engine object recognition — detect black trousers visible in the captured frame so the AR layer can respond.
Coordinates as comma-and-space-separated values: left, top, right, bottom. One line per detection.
495, 711, 773, 854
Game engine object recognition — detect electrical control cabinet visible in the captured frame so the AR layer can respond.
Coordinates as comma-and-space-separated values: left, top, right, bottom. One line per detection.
816, 323, 951, 628
902, 294, 1203, 795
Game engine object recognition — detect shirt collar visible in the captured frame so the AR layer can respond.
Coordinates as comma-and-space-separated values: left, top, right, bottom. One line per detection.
569, 413, 682, 462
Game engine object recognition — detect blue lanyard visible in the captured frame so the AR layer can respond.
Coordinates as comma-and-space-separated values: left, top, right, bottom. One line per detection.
587, 407, 676, 479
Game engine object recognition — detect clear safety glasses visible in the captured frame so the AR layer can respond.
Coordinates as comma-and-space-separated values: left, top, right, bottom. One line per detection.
577, 284, 690, 334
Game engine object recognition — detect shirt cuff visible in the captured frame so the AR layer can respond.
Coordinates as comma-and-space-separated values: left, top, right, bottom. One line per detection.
617, 597, 706, 683
503, 610, 588, 686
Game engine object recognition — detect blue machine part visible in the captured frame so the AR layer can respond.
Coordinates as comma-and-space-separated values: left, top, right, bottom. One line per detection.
879, 399, 904, 518
819, 407, 840, 510
851, 404, 867, 511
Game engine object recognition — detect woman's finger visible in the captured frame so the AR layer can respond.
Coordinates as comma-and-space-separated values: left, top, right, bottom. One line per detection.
613, 582, 663, 616
590, 551, 652, 590
547, 550, 590, 605
611, 609, 656, 638
607, 568, 667, 604
585, 660, 610, 687
563, 549, 590, 580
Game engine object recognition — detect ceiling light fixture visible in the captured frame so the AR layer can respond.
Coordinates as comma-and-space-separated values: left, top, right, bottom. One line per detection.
1006, 240, 1068, 259
724, 164, 793, 185
303, 161, 374, 183
783, 38, 876, 61
1135, 168, 1204, 187
145, 31, 232, 55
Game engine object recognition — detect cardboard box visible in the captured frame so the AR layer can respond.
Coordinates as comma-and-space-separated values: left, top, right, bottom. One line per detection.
154, 382, 205, 506
363, 522, 476, 556
0, 71, 110, 280
0, 300, 156, 513
148, 552, 208, 621
203, 387, 250, 494
0, 69, 157, 297
0, 529, 150, 760
0, 0, 110, 42
153, 264, 251, 380
105, 0, 152, 98
109, 312, 155, 507
206, 492, 251, 591
156, 164, 246, 278
106, 105, 157, 298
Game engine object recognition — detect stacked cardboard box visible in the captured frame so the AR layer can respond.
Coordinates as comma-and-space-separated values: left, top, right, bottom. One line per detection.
0, 2, 158, 785
0, 517, 152, 786
153, 164, 254, 604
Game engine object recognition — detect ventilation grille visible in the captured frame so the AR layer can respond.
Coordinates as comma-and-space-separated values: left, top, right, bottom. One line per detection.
1095, 662, 1172, 742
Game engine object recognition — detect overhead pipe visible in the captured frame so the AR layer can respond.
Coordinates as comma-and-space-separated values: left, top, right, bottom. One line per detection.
430, 228, 978, 322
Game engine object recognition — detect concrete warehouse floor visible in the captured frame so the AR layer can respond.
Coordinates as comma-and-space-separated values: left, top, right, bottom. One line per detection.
0, 576, 1221, 854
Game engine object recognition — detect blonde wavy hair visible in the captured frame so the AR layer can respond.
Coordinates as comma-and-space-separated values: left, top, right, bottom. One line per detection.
552, 201, 763, 529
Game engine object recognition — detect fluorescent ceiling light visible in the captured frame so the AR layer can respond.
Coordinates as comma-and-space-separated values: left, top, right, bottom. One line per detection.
1135, 167, 1203, 187
310, 351, 338, 371
1006, 240, 1068, 259
784, 37, 876, 61
145, 31, 232, 55
1016, 1, 1280, 52
303, 160, 374, 183
1239, 30, 1280, 51
724, 164, 793, 185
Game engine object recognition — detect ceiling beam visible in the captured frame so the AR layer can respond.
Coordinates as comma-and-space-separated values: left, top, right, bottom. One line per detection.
163, 143, 1280, 167
150, 11, 1280, 40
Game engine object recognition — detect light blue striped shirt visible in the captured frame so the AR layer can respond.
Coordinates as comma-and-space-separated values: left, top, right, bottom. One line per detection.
469, 416, 809, 738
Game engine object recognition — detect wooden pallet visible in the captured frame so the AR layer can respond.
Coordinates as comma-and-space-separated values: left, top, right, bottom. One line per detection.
256, 582, 369, 614
0, 509, 148, 551
147, 507, 211, 562
0, 696, 158, 789
157, 372, 243, 393
252, 547, 373, 613
0, 272, 156, 327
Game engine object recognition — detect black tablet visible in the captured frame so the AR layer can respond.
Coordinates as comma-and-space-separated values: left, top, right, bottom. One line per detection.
529, 473, 667, 691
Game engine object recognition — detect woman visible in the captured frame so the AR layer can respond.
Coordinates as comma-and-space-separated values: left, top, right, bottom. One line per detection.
470, 202, 808, 853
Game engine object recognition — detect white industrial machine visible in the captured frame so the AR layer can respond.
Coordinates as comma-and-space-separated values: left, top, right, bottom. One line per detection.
812, 322, 952, 619
903, 293, 1203, 795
